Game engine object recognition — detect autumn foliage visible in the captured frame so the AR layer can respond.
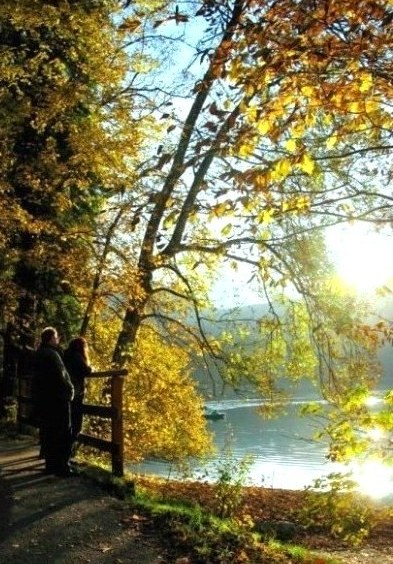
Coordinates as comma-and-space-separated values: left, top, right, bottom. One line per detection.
1, 1, 393, 465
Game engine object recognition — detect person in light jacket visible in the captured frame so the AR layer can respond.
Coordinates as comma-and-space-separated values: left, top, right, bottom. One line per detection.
34, 327, 74, 476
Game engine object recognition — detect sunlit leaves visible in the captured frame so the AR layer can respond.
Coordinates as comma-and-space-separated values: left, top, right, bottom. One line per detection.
326, 135, 338, 150
271, 158, 291, 181
0, 0, 144, 335
284, 138, 297, 153
122, 327, 213, 462
358, 72, 373, 94
226, 0, 393, 170
257, 120, 271, 136
297, 154, 315, 176
257, 209, 275, 224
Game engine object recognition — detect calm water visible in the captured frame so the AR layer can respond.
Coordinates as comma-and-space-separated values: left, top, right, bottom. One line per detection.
128, 398, 393, 498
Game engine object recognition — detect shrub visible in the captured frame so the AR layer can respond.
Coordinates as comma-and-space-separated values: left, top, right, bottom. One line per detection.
298, 472, 373, 545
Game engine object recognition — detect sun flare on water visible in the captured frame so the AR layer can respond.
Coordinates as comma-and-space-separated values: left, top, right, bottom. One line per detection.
351, 459, 393, 499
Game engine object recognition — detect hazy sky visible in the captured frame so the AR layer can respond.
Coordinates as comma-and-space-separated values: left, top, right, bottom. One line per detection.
210, 222, 393, 309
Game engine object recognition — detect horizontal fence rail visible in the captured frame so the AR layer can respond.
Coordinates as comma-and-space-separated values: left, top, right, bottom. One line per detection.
17, 362, 128, 477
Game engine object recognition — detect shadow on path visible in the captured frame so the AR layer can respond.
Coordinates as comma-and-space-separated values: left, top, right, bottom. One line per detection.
0, 437, 166, 563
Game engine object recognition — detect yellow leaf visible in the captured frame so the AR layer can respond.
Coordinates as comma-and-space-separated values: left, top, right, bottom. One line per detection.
221, 223, 233, 236
359, 72, 373, 93
365, 99, 378, 113
301, 85, 314, 97
244, 82, 255, 97
257, 120, 271, 135
285, 138, 297, 152
163, 211, 177, 229
238, 135, 256, 157
258, 209, 274, 223
305, 112, 317, 126
349, 101, 360, 113
326, 135, 338, 149
296, 196, 310, 210
298, 154, 315, 175
245, 105, 257, 122
271, 158, 291, 180
212, 202, 228, 216
290, 122, 305, 138
331, 93, 343, 107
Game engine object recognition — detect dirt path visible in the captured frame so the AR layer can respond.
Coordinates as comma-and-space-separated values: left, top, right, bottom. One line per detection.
0, 436, 168, 563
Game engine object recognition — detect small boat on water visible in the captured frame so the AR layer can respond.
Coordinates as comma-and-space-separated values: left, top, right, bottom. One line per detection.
204, 408, 225, 421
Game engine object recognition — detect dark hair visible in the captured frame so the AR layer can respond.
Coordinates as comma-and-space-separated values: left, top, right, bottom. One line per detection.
40, 326, 57, 346
67, 337, 89, 363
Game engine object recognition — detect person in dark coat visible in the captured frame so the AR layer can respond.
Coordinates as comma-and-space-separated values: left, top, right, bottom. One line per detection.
64, 336, 92, 444
34, 326, 74, 476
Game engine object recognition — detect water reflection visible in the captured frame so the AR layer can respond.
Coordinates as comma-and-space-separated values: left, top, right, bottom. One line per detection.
128, 398, 393, 499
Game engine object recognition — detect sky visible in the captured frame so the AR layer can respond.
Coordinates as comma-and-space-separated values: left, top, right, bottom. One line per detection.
210, 222, 393, 309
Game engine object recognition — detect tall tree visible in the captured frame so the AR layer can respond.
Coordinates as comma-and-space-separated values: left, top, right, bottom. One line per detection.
0, 0, 140, 407
95, 0, 392, 373
97, 0, 392, 463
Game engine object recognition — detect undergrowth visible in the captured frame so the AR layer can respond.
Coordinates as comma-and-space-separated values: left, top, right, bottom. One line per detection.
298, 473, 374, 546
78, 459, 341, 563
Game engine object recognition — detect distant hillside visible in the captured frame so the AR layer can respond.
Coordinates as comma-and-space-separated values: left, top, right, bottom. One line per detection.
193, 297, 393, 398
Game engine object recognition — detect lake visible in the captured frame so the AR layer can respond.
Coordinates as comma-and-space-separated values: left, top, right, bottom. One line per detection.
128, 397, 393, 500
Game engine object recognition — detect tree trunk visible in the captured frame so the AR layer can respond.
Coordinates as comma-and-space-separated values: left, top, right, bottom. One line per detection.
0, 323, 19, 415
111, 306, 143, 366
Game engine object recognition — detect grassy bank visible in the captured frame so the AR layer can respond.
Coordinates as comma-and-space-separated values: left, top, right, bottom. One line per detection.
79, 454, 393, 564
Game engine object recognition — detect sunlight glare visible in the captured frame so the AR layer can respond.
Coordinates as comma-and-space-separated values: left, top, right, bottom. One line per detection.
365, 427, 385, 442
326, 224, 393, 295
351, 460, 393, 499
364, 396, 382, 407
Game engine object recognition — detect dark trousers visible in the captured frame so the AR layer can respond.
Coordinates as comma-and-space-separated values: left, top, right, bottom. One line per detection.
40, 400, 72, 473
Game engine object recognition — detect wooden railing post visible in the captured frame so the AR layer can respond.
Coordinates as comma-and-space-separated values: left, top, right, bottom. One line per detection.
111, 373, 125, 477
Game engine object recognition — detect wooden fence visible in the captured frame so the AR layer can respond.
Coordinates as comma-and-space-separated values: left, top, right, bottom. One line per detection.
17, 364, 128, 477
78, 369, 127, 477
